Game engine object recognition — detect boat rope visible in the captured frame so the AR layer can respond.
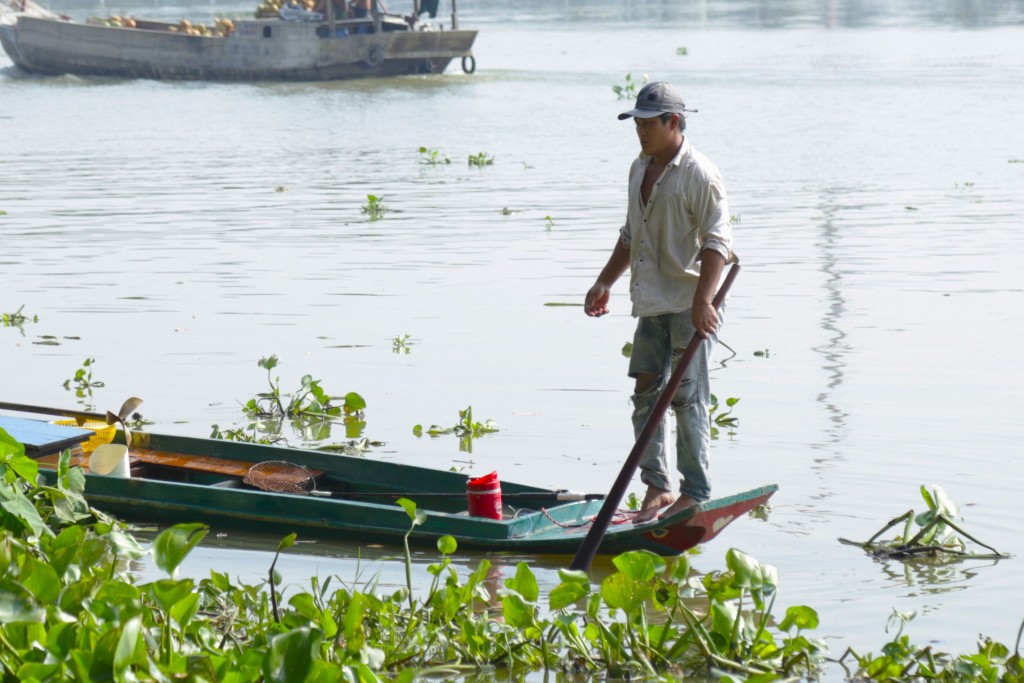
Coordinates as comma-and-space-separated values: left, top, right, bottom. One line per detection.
539, 507, 633, 529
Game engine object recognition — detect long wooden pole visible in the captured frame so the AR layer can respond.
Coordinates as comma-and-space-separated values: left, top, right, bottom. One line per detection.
0, 397, 142, 425
0, 401, 108, 422
569, 263, 740, 572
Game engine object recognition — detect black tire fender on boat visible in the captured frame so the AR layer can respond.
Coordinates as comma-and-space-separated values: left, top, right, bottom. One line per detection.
365, 44, 385, 68
461, 55, 476, 74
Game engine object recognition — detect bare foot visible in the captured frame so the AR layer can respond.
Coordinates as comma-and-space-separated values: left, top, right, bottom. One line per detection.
658, 494, 701, 520
632, 486, 675, 524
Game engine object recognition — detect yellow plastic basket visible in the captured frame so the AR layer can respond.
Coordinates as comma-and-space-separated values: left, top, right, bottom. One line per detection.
51, 419, 117, 455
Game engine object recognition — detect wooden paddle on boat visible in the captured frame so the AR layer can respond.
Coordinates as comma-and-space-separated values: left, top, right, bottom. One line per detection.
0, 401, 110, 423
569, 262, 741, 572
0, 397, 143, 426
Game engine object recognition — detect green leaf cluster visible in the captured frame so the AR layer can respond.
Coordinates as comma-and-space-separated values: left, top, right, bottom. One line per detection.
391, 334, 413, 354
217, 355, 369, 449
840, 484, 1005, 561
612, 72, 649, 100
839, 608, 1024, 681
412, 405, 499, 452
467, 152, 494, 167
360, 194, 387, 220
709, 393, 740, 439
1, 305, 38, 329
417, 147, 450, 165
61, 357, 105, 408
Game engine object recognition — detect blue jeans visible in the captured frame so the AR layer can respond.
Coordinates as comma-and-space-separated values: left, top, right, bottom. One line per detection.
628, 309, 721, 501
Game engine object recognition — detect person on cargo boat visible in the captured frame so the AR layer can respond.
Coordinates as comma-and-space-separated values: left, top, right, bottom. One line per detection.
349, 0, 371, 17
316, 0, 350, 18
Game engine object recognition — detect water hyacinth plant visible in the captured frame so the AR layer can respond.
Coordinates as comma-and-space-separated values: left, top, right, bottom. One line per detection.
212, 355, 369, 446
417, 146, 450, 165
467, 152, 494, 167
612, 72, 649, 100
243, 355, 365, 421
361, 194, 387, 220
413, 405, 498, 452
1, 304, 37, 328
709, 393, 740, 439
839, 485, 1006, 561
392, 333, 413, 354
61, 357, 104, 410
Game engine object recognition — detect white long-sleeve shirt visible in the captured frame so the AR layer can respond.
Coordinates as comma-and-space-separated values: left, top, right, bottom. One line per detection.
619, 137, 733, 318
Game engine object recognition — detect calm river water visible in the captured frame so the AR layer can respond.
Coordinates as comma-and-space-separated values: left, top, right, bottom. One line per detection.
2, 0, 1024, 671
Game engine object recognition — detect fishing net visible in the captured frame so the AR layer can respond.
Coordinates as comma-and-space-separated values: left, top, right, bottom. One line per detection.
243, 461, 317, 494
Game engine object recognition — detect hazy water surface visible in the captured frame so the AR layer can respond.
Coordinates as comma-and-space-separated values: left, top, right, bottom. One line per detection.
2, 0, 1024, 666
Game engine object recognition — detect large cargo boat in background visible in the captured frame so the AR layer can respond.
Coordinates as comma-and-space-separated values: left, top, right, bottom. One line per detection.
0, 0, 477, 80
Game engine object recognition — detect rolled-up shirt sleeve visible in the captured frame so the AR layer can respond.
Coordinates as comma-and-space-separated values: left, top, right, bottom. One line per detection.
691, 176, 732, 263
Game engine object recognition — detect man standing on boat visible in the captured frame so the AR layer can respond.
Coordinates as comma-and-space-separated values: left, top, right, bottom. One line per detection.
584, 81, 733, 523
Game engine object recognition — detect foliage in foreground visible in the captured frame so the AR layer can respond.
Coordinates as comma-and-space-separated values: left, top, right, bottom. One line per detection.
2, 427, 1023, 682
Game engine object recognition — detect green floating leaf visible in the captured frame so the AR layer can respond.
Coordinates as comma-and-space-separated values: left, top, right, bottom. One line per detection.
501, 590, 537, 630
151, 522, 209, 578
263, 626, 322, 683
278, 533, 297, 552
144, 578, 196, 614
726, 547, 762, 589
344, 392, 366, 412
504, 561, 539, 603
549, 581, 589, 611
0, 579, 45, 623
396, 498, 426, 526
600, 571, 651, 613
779, 605, 820, 633
612, 549, 665, 582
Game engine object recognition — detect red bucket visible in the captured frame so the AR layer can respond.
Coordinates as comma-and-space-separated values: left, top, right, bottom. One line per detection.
466, 471, 503, 519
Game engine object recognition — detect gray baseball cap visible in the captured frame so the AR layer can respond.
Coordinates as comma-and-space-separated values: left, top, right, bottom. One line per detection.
617, 82, 691, 120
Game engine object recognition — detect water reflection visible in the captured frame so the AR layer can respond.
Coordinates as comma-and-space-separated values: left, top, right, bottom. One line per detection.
873, 556, 1003, 599
132, 524, 620, 593
813, 192, 851, 453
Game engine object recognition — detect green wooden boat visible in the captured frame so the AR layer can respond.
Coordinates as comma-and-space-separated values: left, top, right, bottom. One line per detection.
9, 415, 777, 556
